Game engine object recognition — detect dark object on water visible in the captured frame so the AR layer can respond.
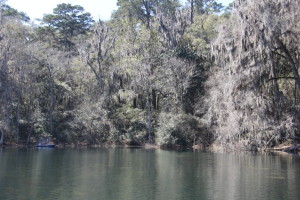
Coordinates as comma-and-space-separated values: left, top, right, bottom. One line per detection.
35, 137, 55, 148
35, 144, 55, 148
250, 142, 258, 152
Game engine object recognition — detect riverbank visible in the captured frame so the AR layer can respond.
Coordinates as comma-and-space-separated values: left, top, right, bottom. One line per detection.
1, 141, 300, 154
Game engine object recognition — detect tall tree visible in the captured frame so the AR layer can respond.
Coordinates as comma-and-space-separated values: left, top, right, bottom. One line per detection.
0, 2, 30, 23
0, 14, 33, 144
79, 20, 115, 95
39, 3, 94, 51
188, 0, 223, 23
116, 0, 180, 28
207, 0, 300, 148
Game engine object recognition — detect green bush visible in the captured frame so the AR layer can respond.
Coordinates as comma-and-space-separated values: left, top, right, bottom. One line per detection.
156, 112, 205, 147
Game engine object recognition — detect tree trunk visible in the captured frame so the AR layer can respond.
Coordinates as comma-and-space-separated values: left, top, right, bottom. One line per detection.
143, 0, 151, 29
49, 87, 54, 135
0, 4, 3, 25
295, 81, 298, 105
139, 94, 144, 109
119, 77, 123, 89
16, 94, 20, 144
146, 81, 153, 143
133, 97, 137, 108
0, 10, 2, 25
26, 123, 33, 145
46, 63, 55, 135
190, 0, 194, 24
277, 39, 300, 93
270, 54, 281, 119
152, 89, 157, 110
156, 94, 160, 110
0, 69, 12, 145
0, 130, 3, 145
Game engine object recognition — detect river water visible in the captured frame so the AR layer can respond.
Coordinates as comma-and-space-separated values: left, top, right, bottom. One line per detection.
0, 148, 300, 200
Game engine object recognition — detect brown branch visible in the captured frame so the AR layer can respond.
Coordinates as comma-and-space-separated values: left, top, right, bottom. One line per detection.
272, 50, 287, 60
276, 38, 300, 92
86, 59, 101, 83
267, 76, 297, 83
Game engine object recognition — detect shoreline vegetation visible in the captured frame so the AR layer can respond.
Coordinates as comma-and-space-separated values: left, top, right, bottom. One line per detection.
1, 0, 300, 151
1, 141, 300, 154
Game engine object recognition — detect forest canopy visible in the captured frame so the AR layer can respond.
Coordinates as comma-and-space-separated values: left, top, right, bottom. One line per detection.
0, 0, 299, 150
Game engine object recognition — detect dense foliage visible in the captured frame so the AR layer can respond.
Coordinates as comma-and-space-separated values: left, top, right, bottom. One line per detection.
207, 0, 300, 150
0, 0, 299, 150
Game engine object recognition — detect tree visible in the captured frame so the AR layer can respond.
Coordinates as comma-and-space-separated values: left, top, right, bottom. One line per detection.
206, 0, 300, 149
116, 0, 180, 28
79, 20, 115, 96
0, 23, 12, 144
0, 15, 33, 144
194, 0, 223, 14
39, 3, 94, 51
157, 8, 190, 49
188, 0, 223, 23
184, 14, 224, 56
0, 3, 30, 22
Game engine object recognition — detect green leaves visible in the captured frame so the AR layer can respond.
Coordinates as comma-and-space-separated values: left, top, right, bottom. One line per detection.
1, 4, 30, 22
184, 14, 222, 56
193, 0, 224, 15
116, 0, 180, 27
44, 3, 93, 36
40, 3, 94, 51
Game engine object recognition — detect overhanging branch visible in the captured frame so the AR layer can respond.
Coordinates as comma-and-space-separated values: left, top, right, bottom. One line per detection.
267, 76, 297, 83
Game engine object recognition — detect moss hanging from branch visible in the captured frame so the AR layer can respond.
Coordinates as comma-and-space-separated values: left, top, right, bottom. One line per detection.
205, 0, 300, 149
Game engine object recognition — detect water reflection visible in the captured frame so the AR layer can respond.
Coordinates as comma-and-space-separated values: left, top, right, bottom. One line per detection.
0, 148, 300, 200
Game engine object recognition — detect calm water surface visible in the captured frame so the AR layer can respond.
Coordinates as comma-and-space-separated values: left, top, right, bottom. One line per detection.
0, 148, 300, 200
